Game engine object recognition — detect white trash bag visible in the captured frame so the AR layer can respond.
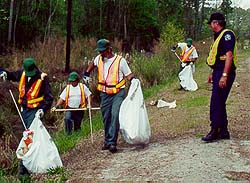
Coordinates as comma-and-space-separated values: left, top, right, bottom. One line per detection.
179, 64, 198, 91
16, 117, 63, 173
119, 79, 151, 145
157, 99, 176, 108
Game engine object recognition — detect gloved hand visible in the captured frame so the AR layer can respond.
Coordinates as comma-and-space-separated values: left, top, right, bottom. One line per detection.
83, 71, 90, 85
41, 72, 47, 80
181, 62, 187, 68
0, 71, 7, 81
35, 109, 44, 118
51, 105, 58, 112
171, 46, 177, 52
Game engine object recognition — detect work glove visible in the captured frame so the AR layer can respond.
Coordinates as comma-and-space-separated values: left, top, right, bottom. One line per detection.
0, 71, 7, 81
181, 62, 187, 68
83, 71, 90, 85
41, 72, 47, 80
35, 109, 44, 119
171, 46, 177, 52
51, 105, 58, 112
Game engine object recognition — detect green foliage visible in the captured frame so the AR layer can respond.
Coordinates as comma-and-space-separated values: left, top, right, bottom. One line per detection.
47, 166, 65, 175
181, 96, 209, 108
160, 22, 185, 47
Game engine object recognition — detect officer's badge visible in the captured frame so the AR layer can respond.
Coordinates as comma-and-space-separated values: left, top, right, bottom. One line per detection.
224, 34, 231, 41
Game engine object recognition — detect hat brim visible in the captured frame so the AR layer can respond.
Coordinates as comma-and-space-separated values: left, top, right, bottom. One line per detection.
25, 69, 37, 77
95, 47, 107, 51
68, 78, 77, 82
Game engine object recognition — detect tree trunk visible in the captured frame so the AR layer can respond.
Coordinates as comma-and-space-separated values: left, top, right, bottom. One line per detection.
8, 0, 14, 43
65, 0, 72, 73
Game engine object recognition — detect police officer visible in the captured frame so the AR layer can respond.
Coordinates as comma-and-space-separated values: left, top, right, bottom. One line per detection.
202, 12, 237, 142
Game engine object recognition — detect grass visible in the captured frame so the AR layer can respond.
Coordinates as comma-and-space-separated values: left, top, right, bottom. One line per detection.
53, 111, 103, 154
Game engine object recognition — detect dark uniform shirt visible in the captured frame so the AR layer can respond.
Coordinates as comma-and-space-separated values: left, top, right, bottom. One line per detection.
5, 69, 53, 112
212, 28, 236, 71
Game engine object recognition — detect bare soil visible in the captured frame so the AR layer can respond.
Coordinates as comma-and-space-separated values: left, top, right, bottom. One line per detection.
35, 55, 250, 182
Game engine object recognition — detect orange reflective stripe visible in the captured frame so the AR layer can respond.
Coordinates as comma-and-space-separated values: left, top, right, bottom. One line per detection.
79, 83, 86, 108
97, 55, 125, 94
64, 84, 86, 108
18, 72, 26, 104
18, 72, 43, 108
180, 46, 195, 62
64, 85, 70, 108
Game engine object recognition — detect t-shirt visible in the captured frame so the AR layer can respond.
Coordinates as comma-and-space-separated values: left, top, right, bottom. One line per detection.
60, 83, 91, 108
93, 54, 132, 89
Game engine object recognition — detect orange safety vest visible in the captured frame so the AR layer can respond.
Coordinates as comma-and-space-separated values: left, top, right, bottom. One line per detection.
18, 72, 44, 108
180, 45, 195, 62
207, 29, 237, 67
64, 83, 86, 108
97, 55, 126, 94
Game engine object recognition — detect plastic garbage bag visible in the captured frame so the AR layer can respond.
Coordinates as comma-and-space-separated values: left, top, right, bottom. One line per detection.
16, 117, 63, 173
179, 64, 198, 91
119, 79, 151, 145
157, 99, 176, 108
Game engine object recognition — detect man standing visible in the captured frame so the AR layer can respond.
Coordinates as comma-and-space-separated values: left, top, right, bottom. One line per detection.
172, 38, 198, 91
51, 71, 92, 135
0, 58, 54, 179
83, 39, 134, 153
202, 12, 237, 142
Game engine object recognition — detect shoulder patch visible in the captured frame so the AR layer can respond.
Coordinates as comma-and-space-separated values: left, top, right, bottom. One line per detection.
224, 34, 231, 41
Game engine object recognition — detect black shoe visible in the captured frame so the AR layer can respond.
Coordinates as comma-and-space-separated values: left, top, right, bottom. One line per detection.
202, 128, 219, 142
101, 144, 110, 150
109, 145, 117, 153
218, 131, 230, 140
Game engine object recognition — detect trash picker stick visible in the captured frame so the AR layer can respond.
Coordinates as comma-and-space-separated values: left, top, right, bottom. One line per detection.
88, 97, 94, 144
174, 52, 183, 63
53, 107, 100, 112
9, 90, 27, 130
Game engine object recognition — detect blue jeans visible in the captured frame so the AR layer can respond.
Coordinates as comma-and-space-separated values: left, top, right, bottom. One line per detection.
65, 110, 84, 135
210, 69, 235, 129
100, 89, 126, 146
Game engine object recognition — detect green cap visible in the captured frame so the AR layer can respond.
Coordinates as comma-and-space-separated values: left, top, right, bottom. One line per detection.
68, 71, 79, 82
95, 39, 110, 51
23, 58, 37, 77
186, 38, 192, 46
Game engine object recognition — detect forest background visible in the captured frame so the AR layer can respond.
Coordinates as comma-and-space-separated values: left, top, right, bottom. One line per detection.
0, 0, 250, 181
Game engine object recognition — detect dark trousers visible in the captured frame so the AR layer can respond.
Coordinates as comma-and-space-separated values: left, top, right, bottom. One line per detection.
65, 110, 84, 135
100, 89, 126, 146
210, 69, 235, 130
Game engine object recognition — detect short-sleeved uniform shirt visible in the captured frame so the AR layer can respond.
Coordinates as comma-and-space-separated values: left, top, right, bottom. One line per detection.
93, 54, 132, 90
213, 29, 236, 70
60, 83, 91, 108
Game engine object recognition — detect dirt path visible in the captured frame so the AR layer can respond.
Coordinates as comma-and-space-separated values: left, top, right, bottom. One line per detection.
59, 55, 250, 182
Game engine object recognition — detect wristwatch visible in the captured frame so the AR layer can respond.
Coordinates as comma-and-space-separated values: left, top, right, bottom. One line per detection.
222, 72, 228, 77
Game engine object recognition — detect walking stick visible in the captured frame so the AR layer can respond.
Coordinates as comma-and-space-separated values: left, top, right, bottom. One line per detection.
9, 90, 27, 130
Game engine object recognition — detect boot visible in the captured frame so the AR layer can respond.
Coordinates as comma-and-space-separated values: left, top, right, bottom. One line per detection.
202, 127, 219, 142
218, 127, 230, 140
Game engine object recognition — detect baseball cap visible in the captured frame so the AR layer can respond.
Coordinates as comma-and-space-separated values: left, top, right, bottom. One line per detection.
95, 39, 110, 51
207, 12, 225, 24
68, 71, 79, 82
186, 38, 192, 46
23, 58, 37, 77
